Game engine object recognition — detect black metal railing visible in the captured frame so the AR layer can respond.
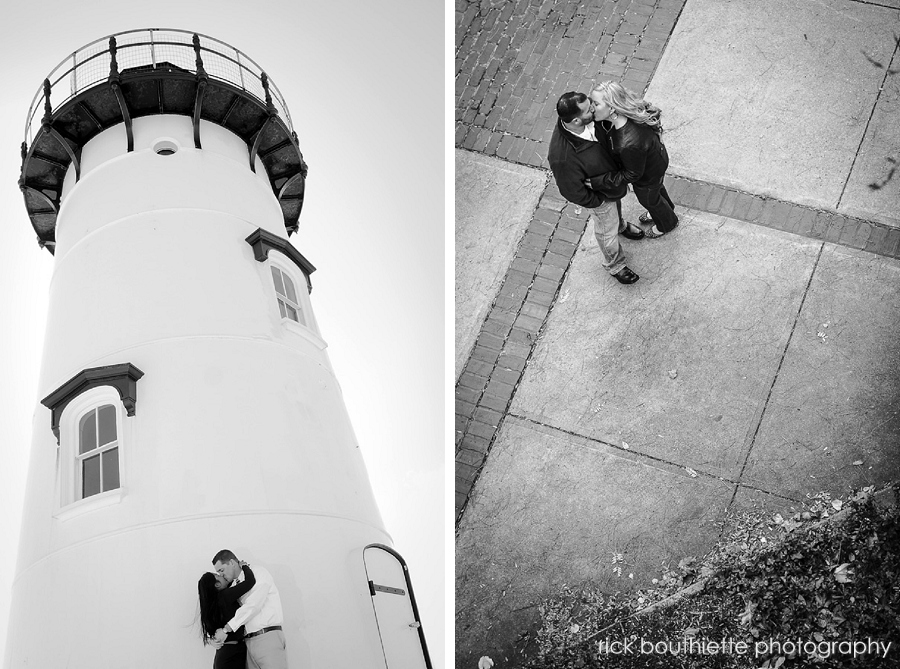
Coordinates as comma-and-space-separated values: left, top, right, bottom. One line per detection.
24, 28, 293, 144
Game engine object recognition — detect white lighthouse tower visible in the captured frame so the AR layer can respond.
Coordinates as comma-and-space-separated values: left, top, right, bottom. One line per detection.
7, 29, 430, 669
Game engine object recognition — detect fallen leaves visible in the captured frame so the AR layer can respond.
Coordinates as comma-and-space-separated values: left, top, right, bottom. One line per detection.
773, 513, 801, 532
832, 562, 854, 583
737, 600, 756, 626
530, 485, 897, 669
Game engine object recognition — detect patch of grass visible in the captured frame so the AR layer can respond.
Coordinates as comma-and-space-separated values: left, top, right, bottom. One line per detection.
524, 486, 900, 668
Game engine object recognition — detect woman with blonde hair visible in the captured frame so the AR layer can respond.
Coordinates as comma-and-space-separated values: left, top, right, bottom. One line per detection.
588, 81, 678, 238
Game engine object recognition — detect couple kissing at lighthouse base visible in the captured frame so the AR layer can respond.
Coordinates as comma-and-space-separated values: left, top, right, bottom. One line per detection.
197, 549, 288, 669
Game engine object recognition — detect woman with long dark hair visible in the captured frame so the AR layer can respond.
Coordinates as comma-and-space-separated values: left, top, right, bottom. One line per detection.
198, 563, 256, 669
589, 81, 679, 239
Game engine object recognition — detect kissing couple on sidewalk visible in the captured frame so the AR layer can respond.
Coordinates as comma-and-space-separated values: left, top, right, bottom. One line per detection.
548, 81, 679, 285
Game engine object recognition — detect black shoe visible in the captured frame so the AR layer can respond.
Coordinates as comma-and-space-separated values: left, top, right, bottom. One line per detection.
612, 267, 639, 284
619, 222, 645, 240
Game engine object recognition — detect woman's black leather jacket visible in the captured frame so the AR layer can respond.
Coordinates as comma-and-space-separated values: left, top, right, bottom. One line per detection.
593, 119, 669, 191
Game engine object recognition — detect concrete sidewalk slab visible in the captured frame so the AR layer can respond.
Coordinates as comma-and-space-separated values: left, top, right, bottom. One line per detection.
456, 203, 900, 665
456, 150, 547, 377
455, 416, 735, 667
839, 51, 900, 228
510, 209, 821, 481
645, 0, 899, 216
743, 244, 900, 498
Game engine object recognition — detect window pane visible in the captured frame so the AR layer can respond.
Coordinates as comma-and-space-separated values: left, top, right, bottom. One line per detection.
98, 404, 117, 446
102, 448, 120, 492
271, 266, 286, 297
83, 454, 101, 498
285, 304, 299, 322
79, 410, 97, 454
277, 299, 287, 318
283, 274, 298, 303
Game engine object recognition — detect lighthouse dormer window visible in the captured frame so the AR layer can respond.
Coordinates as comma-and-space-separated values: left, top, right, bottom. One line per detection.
56, 386, 127, 515
43, 368, 140, 519
245, 228, 318, 336
271, 265, 305, 325
77, 404, 120, 498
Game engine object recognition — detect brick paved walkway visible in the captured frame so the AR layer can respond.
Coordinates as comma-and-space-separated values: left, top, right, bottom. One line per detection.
454, 0, 900, 525
454, 181, 579, 520
455, 0, 684, 171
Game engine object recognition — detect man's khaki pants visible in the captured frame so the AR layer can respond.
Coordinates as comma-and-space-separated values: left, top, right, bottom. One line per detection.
246, 629, 288, 669
590, 198, 626, 275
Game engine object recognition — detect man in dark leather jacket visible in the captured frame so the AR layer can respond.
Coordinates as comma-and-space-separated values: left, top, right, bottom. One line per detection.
547, 91, 643, 285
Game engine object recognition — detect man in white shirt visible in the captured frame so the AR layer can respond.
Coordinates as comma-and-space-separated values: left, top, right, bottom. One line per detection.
212, 549, 288, 669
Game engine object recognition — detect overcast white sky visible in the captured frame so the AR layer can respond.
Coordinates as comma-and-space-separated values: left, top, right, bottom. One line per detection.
0, 1, 447, 665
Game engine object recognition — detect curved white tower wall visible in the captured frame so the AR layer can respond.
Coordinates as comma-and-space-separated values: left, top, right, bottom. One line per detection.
8, 32, 430, 667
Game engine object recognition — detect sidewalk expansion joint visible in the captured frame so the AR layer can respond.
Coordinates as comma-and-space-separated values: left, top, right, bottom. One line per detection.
455, 183, 588, 529
505, 412, 801, 506
837, 33, 900, 208
727, 243, 825, 513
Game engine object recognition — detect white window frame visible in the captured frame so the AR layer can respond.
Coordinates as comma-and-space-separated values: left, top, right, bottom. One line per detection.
76, 403, 120, 499
271, 264, 305, 325
54, 385, 126, 520
268, 251, 324, 346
